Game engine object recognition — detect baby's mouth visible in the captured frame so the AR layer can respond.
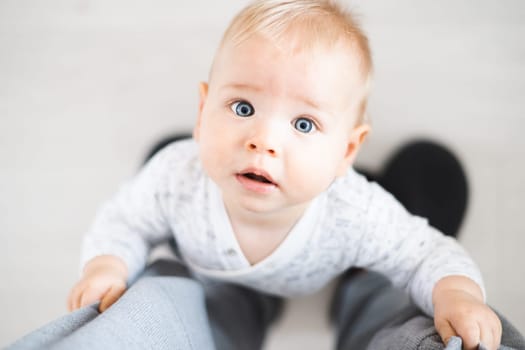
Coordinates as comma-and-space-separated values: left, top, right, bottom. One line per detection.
236, 169, 278, 193
241, 172, 275, 185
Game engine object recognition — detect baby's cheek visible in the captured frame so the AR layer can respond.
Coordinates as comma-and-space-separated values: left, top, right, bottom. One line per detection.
199, 146, 217, 174
291, 157, 335, 193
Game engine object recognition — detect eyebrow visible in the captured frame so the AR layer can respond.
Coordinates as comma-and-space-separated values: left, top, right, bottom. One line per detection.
222, 83, 263, 93
221, 82, 322, 110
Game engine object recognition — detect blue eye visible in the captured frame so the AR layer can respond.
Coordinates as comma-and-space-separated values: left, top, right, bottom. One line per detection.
231, 101, 254, 117
293, 117, 316, 133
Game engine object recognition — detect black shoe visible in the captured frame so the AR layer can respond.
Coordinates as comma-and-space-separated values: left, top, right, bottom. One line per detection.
357, 140, 468, 238
142, 132, 193, 165
379, 140, 468, 238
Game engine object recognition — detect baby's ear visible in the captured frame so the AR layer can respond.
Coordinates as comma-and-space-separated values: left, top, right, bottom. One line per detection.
193, 82, 209, 141
198, 82, 209, 112
336, 124, 370, 176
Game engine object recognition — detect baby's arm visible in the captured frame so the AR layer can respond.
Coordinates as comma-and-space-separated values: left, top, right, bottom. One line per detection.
67, 255, 128, 312
347, 174, 502, 349
69, 144, 182, 312
433, 275, 502, 350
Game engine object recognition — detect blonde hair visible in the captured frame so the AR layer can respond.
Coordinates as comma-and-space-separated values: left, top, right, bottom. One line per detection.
216, 0, 373, 125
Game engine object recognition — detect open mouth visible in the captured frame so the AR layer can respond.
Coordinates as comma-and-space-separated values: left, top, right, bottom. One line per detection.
236, 169, 277, 193
241, 172, 275, 185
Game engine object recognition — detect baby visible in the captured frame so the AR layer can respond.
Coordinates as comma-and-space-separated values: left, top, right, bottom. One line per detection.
68, 0, 502, 349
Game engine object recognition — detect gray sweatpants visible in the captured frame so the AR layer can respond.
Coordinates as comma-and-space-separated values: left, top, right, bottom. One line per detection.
8, 260, 525, 350
8, 259, 281, 350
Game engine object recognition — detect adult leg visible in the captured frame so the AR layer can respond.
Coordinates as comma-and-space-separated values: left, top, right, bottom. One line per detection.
8, 258, 283, 350
367, 307, 525, 350
329, 269, 422, 350
330, 269, 525, 350
203, 279, 283, 350
6, 305, 101, 350
127, 264, 284, 350
7, 260, 215, 350
129, 259, 284, 350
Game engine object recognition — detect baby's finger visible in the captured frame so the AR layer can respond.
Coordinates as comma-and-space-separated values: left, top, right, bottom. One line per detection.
99, 285, 126, 312
435, 318, 457, 346
479, 321, 495, 350
67, 283, 84, 311
481, 312, 502, 350
492, 313, 503, 348
66, 287, 75, 311
79, 286, 106, 309
492, 323, 502, 349
456, 322, 481, 350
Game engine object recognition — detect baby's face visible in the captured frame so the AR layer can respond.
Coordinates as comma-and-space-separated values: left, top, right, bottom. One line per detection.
194, 34, 368, 215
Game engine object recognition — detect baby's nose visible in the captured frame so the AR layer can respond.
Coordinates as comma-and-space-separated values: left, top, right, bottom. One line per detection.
245, 141, 277, 156
245, 126, 281, 157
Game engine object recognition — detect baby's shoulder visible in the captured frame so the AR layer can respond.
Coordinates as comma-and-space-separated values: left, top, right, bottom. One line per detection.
327, 168, 375, 204
326, 167, 413, 224
147, 138, 198, 168
319, 169, 371, 225
143, 138, 203, 184
151, 138, 198, 163
325, 167, 403, 216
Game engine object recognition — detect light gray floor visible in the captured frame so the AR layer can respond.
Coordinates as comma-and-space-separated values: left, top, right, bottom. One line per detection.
1, 1, 524, 348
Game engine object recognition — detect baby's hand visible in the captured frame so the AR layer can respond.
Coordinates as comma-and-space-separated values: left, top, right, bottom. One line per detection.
67, 255, 128, 313
433, 276, 502, 350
